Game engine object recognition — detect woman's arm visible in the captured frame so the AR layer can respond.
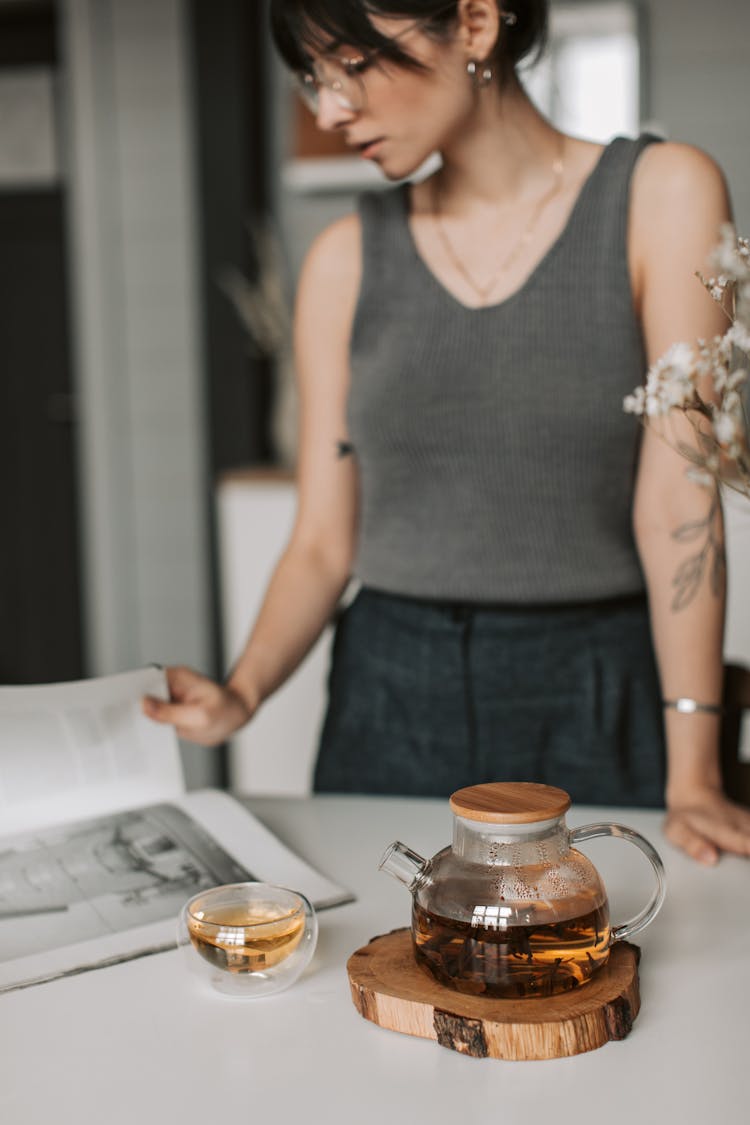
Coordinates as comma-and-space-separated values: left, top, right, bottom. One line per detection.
143, 214, 362, 745
631, 142, 750, 863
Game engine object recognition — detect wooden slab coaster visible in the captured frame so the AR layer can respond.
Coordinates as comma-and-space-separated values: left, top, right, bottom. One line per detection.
347, 928, 641, 1061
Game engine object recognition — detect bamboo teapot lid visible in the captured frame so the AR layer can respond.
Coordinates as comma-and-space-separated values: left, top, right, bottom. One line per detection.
449, 782, 571, 824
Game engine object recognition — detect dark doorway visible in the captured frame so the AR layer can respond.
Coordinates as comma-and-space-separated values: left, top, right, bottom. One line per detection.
0, 2, 84, 684
189, 0, 274, 474
188, 0, 274, 758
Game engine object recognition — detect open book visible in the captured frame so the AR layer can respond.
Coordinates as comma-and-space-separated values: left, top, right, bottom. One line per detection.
0, 667, 353, 993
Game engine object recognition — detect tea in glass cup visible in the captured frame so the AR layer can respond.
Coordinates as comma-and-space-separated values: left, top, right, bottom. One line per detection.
177, 882, 317, 997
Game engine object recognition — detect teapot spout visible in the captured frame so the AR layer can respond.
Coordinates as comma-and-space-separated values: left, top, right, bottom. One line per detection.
379, 841, 427, 892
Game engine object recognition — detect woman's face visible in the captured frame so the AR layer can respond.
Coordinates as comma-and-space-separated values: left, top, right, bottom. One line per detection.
307, 17, 478, 180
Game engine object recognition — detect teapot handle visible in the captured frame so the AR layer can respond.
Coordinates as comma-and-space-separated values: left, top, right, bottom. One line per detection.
569, 823, 666, 941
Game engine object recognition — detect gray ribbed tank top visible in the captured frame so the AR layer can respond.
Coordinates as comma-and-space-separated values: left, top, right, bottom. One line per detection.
348, 135, 660, 604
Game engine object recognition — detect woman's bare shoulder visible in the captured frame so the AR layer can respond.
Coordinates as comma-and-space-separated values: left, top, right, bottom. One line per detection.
629, 141, 732, 356
299, 212, 362, 291
632, 141, 730, 219
629, 140, 732, 288
294, 212, 363, 359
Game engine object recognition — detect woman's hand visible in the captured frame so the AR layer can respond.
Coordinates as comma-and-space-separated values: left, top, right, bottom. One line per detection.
664, 788, 750, 865
142, 665, 257, 746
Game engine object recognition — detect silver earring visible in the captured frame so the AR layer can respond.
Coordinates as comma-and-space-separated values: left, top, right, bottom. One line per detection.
502, 10, 518, 26
467, 59, 493, 86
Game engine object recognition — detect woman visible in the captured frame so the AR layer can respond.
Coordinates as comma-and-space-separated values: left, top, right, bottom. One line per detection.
144, 1, 750, 865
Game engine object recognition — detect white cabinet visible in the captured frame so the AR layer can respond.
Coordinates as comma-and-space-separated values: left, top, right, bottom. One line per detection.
725, 488, 750, 665
215, 470, 332, 795
724, 489, 750, 759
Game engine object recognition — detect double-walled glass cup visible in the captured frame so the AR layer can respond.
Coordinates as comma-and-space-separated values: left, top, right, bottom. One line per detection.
177, 882, 318, 998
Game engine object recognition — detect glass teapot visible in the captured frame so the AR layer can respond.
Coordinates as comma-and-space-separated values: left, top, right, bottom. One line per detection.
380, 782, 665, 1000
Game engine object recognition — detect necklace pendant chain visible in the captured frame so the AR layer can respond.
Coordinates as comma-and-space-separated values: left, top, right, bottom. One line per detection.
432, 154, 565, 306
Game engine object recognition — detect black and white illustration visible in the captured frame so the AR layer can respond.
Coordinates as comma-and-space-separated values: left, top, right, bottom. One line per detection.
0, 803, 253, 962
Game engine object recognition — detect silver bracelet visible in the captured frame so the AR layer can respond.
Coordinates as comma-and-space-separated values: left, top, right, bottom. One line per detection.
662, 697, 724, 715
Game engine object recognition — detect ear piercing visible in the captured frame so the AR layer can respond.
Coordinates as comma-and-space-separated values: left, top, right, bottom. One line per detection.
466, 59, 493, 86
466, 7, 517, 86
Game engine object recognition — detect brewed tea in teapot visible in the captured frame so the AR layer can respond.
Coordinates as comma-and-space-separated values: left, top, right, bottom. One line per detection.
380, 782, 665, 1000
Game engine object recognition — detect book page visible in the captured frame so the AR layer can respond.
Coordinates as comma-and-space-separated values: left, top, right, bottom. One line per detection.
0, 790, 352, 994
0, 667, 183, 836
0, 800, 250, 962
181, 789, 353, 911
0, 671, 353, 991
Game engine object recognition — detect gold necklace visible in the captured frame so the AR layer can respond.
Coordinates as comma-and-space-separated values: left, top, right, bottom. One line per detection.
431, 154, 565, 305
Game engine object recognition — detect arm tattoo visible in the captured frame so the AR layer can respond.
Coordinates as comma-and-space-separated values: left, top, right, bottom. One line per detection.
670, 491, 725, 611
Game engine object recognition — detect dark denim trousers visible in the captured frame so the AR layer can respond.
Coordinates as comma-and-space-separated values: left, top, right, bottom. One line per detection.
314, 587, 666, 807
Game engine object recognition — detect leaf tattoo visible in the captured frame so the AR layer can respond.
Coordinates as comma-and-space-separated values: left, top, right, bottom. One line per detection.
670, 492, 725, 611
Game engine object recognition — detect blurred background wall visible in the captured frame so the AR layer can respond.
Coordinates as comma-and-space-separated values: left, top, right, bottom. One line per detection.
0, 0, 748, 789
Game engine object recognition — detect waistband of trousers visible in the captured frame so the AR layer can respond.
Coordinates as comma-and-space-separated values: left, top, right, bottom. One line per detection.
357, 586, 648, 626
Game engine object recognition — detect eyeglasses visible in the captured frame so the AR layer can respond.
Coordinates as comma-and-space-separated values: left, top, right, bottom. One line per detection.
295, 53, 373, 115
293, 4, 457, 116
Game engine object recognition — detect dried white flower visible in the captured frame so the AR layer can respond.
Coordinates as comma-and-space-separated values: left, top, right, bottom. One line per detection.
625, 226, 750, 500
714, 409, 742, 447
728, 322, 750, 353
717, 333, 734, 364
639, 342, 699, 416
666, 341, 697, 376
712, 223, 750, 281
623, 389, 646, 415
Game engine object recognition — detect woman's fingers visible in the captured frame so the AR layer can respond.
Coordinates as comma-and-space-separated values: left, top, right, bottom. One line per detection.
142, 666, 253, 746
163, 664, 213, 701
143, 667, 209, 716
142, 695, 212, 730
694, 810, 750, 857
664, 797, 750, 864
663, 812, 718, 865
142, 695, 224, 746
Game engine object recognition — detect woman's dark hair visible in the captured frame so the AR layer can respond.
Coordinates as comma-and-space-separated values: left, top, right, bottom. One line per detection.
269, 2, 549, 84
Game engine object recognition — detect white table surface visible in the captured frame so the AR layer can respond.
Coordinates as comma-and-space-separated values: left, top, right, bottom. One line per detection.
1, 794, 748, 1125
